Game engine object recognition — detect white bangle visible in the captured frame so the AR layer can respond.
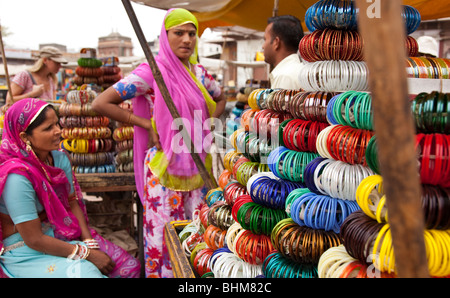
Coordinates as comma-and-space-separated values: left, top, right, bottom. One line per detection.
299, 61, 369, 92
67, 244, 79, 260
67, 243, 90, 260
83, 239, 100, 249
318, 245, 357, 278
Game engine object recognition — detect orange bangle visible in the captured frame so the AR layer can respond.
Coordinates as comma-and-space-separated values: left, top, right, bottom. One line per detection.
339, 261, 364, 278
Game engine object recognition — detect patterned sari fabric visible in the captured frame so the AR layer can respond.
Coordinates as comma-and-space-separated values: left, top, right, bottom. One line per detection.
143, 148, 207, 278
0, 98, 140, 278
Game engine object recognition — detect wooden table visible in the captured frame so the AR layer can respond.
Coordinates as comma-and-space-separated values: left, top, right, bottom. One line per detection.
76, 172, 144, 277
164, 220, 196, 278
75, 172, 136, 192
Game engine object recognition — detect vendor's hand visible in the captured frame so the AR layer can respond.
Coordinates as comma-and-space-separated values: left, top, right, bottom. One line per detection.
149, 128, 162, 151
31, 84, 45, 98
86, 249, 116, 275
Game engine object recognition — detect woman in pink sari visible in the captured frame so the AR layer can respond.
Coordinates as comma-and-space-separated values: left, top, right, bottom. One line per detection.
0, 98, 140, 278
92, 8, 226, 277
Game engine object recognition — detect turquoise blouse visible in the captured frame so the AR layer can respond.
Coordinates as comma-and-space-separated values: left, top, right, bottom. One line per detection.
0, 150, 74, 226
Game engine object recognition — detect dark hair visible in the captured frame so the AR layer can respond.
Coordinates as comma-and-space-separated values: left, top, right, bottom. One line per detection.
267, 15, 304, 52
25, 105, 57, 135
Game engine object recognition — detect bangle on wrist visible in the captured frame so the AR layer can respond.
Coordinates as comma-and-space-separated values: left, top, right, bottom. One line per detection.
67, 243, 91, 260
67, 244, 79, 260
83, 238, 100, 249
127, 112, 134, 125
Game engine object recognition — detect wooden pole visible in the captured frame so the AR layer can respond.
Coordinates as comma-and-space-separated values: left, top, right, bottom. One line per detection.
0, 23, 13, 105
354, 0, 428, 277
273, 0, 279, 17
121, 0, 218, 190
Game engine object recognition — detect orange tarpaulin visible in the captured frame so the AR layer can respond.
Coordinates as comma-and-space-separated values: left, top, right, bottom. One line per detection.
133, 0, 450, 34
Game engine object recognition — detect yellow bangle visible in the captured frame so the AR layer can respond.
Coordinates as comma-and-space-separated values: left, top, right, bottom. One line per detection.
375, 195, 387, 223
81, 139, 88, 153
372, 227, 450, 277
247, 89, 260, 110
382, 228, 395, 273
62, 139, 76, 152
424, 230, 438, 274
355, 175, 376, 219
372, 223, 389, 272
429, 230, 450, 276
356, 175, 387, 222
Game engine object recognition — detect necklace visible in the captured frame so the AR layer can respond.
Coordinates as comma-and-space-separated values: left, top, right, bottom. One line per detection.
45, 155, 52, 166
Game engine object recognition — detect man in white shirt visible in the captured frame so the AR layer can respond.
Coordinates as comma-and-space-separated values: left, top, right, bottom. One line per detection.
262, 15, 304, 89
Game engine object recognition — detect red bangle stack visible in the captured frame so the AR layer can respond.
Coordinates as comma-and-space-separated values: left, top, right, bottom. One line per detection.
218, 169, 233, 189
300, 29, 418, 62
240, 109, 259, 131
324, 125, 374, 166
223, 182, 248, 206
299, 29, 364, 62
281, 118, 329, 152
75, 66, 104, 78
199, 203, 210, 229
416, 133, 450, 187
232, 156, 250, 178
233, 229, 273, 265
251, 109, 292, 138
204, 225, 227, 250
193, 247, 214, 276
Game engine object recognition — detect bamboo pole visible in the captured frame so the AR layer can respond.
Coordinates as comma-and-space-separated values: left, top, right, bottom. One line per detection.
273, 0, 279, 17
354, 0, 428, 277
121, 0, 218, 190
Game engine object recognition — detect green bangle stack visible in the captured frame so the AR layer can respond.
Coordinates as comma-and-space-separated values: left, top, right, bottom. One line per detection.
236, 201, 287, 235
411, 91, 449, 134
332, 91, 373, 130
77, 57, 103, 68
365, 135, 380, 174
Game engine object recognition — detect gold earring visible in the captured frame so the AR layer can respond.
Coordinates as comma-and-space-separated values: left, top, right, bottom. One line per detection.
26, 140, 32, 152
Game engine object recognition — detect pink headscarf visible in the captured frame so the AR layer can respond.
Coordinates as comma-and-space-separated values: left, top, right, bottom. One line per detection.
132, 8, 215, 198
0, 98, 82, 251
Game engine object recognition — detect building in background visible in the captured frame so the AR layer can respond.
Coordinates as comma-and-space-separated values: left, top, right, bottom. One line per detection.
97, 31, 134, 57
199, 26, 269, 89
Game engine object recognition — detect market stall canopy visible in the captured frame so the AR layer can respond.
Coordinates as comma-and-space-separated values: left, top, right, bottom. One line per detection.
132, 0, 450, 34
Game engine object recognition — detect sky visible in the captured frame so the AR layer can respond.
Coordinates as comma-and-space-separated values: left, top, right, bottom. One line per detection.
0, 0, 168, 57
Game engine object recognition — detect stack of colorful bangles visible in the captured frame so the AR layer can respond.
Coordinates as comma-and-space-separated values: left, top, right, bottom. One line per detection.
318, 91, 450, 278
299, 0, 369, 92
73, 48, 104, 86
299, 1, 421, 92
300, 1, 392, 277
59, 86, 116, 173
100, 56, 121, 89
113, 100, 134, 172
260, 77, 373, 275
406, 57, 450, 79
